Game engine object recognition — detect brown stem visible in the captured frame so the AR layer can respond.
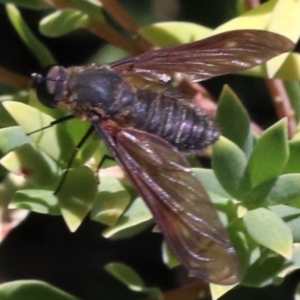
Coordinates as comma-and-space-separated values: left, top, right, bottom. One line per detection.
244, 0, 296, 137
163, 282, 210, 300
100, 0, 153, 51
0, 67, 30, 89
265, 79, 297, 137
244, 0, 260, 9
88, 22, 142, 55
42, 0, 145, 55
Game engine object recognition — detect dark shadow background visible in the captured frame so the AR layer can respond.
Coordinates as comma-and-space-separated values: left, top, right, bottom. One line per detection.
0, 1, 299, 299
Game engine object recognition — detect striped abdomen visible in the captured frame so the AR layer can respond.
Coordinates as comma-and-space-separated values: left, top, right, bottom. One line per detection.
129, 88, 219, 153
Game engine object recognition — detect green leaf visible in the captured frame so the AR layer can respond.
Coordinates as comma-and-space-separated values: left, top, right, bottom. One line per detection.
214, 0, 277, 33
0, 91, 28, 127
254, 174, 300, 206
278, 245, 300, 279
0, 0, 49, 9
70, 0, 105, 22
0, 173, 29, 208
162, 241, 179, 269
6, 4, 55, 67
193, 168, 230, 198
0, 280, 78, 300
139, 22, 212, 47
210, 284, 237, 300
90, 174, 130, 226
212, 136, 248, 198
243, 207, 292, 259
266, 0, 300, 77
102, 197, 153, 239
0, 126, 32, 154
273, 52, 300, 80
105, 262, 145, 291
216, 85, 252, 157
0, 144, 58, 188
3, 101, 75, 165
246, 119, 288, 188
242, 52, 300, 80
270, 205, 300, 243
105, 263, 163, 300
285, 81, 300, 123
10, 189, 60, 215
56, 166, 97, 232
283, 139, 300, 173
242, 251, 285, 287
40, 9, 90, 37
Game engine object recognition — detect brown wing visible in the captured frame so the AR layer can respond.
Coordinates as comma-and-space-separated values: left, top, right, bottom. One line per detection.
94, 122, 241, 285
110, 30, 294, 82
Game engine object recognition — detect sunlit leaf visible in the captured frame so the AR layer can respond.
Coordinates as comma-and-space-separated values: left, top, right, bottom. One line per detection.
214, 0, 277, 33
139, 22, 212, 46
3, 101, 74, 164
267, 0, 300, 77
210, 283, 237, 300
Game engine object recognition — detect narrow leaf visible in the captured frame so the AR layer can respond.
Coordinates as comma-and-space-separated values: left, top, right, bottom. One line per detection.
216, 85, 252, 157
6, 4, 55, 66
40, 9, 89, 37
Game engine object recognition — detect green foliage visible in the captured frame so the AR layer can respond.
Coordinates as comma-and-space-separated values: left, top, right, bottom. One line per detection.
0, 280, 78, 300
0, 1, 299, 300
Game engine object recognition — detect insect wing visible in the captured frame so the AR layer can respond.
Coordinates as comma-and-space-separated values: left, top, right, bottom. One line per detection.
110, 30, 294, 82
96, 124, 241, 285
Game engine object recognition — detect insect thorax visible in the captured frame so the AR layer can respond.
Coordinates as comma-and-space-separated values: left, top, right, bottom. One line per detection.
66, 66, 219, 152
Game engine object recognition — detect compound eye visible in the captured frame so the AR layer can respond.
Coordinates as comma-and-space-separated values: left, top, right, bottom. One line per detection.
31, 65, 67, 108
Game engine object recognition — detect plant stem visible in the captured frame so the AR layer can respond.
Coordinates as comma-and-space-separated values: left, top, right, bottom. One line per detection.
0, 67, 30, 89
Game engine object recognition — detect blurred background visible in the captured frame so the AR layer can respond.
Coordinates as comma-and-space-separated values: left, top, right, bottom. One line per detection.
0, 1, 299, 299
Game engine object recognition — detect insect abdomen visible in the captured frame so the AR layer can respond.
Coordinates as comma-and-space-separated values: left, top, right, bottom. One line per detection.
130, 89, 219, 152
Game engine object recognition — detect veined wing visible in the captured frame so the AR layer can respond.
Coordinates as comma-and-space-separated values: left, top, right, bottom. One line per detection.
110, 30, 294, 83
95, 123, 241, 285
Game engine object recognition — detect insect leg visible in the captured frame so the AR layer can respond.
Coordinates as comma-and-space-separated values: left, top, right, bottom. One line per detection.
54, 125, 94, 194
